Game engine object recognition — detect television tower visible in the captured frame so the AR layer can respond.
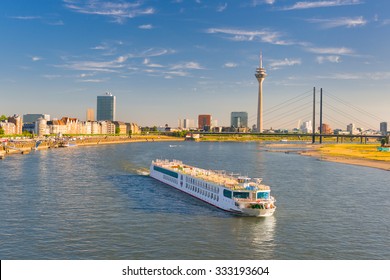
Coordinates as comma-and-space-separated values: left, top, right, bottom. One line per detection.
255, 52, 267, 132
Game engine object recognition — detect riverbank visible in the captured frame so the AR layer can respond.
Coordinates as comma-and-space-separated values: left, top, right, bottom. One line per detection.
298, 144, 390, 171
0, 135, 184, 158
2, 136, 389, 171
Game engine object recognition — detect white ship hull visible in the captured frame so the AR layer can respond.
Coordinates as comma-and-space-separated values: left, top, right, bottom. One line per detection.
149, 161, 275, 217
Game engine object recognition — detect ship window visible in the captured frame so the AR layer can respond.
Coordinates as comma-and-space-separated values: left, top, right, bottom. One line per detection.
257, 192, 269, 199
153, 166, 178, 178
233, 192, 249, 199
223, 189, 232, 198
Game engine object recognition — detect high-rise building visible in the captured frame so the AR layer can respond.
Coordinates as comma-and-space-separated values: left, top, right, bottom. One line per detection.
178, 118, 195, 129
347, 123, 358, 134
86, 108, 95, 121
231, 112, 248, 128
23, 114, 50, 123
320, 123, 332, 134
198, 114, 212, 131
255, 52, 267, 132
380, 122, 388, 135
97, 92, 116, 121
300, 120, 312, 134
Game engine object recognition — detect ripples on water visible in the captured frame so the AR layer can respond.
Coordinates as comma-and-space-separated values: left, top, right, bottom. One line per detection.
0, 142, 389, 259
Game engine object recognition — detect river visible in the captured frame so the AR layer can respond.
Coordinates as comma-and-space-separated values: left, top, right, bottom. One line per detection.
0, 141, 389, 259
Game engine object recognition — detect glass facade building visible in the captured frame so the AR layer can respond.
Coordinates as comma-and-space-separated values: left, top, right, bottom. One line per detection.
97, 93, 116, 121
231, 112, 248, 128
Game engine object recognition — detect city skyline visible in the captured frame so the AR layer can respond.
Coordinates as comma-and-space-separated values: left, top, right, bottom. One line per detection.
1, 1, 389, 128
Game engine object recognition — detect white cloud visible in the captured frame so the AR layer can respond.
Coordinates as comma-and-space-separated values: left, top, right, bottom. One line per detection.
281, 0, 362, 11
164, 70, 189, 77
316, 55, 341, 64
9, 16, 41, 20
217, 3, 228, 12
78, 79, 107, 83
171, 62, 204, 70
138, 48, 175, 57
63, 0, 155, 23
306, 47, 354, 55
206, 27, 293, 45
42, 74, 61, 79
31, 56, 43, 61
58, 56, 126, 73
268, 58, 301, 69
143, 58, 163, 68
308, 16, 367, 28
139, 24, 153, 29
223, 62, 238, 68
317, 72, 390, 80
246, 0, 275, 7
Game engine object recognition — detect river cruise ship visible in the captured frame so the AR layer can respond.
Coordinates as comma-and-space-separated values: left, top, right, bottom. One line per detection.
150, 159, 276, 217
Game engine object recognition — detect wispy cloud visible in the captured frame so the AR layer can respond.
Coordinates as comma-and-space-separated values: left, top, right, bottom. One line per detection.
171, 62, 204, 70
317, 72, 390, 80
223, 62, 238, 68
9, 16, 42, 20
308, 16, 367, 28
58, 55, 128, 72
246, 0, 276, 7
143, 58, 164, 68
316, 55, 341, 64
206, 27, 293, 45
9, 15, 63, 25
217, 3, 228, 12
78, 78, 107, 83
268, 58, 301, 70
306, 47, 354, 55
137, 48, 176, 57
31, 56, 43, 62
139, 24, 153, 29
281, 0, 362, 11
63, 0, 155, 23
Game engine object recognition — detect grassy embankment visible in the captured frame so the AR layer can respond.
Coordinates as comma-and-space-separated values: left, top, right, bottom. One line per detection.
318, 144, 390, 162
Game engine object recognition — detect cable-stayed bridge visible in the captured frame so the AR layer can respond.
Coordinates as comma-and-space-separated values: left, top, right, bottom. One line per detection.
203, 87, 387, 143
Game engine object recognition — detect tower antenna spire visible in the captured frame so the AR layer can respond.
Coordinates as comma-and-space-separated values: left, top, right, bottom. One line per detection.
260, 51, 263, 68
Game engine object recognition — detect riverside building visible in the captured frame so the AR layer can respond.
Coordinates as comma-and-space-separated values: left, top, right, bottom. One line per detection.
97, 92, 116, 121
231, 112, 248, 129
198, 114, 212, 131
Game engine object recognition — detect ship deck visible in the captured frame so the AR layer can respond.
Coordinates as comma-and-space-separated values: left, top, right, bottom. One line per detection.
153, 159, 270, 192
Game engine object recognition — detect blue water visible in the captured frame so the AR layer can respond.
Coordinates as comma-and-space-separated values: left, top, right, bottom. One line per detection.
0, 142, 389, 259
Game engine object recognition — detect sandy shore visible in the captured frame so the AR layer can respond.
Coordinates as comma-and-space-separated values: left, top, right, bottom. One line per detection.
264, 143, 390, 171
300, 149, 390, 171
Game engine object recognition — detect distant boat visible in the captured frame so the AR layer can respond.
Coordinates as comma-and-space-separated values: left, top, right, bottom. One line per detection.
280, 139, 288, 142
59, 141, 77, 148
32, 140, 42, 151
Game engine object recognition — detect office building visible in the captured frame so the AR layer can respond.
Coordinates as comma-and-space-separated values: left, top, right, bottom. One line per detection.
86, 108, 95, 121
178, 118, 195, 129
380, 122, 388, 135
97, 92, 116, 121
231, 112, 248, 128
23, 114, 50, 123
198, 114, 212, 131
300, 120, 312, 134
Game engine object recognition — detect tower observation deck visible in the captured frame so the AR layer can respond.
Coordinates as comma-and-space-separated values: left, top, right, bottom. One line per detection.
255, 53, 267, 132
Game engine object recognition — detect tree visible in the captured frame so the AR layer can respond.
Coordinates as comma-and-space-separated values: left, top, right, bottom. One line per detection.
0, 115, 7, 121
115, 127, 120, 135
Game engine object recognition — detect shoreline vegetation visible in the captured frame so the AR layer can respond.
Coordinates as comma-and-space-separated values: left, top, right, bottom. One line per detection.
1, 135, 389, 171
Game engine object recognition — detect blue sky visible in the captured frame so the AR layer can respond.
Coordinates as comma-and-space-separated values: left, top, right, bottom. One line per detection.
1, 0, 389, 129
